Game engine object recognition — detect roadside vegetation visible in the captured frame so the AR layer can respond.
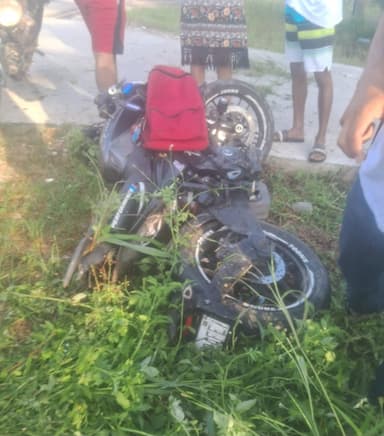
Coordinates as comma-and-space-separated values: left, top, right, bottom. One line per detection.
2, 1, 384, 434
1, 125, 384, 435
128, 0, 383, 66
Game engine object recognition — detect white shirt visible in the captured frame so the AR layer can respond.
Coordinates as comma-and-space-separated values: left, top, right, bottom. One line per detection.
286, 0, 343, 28
360, 125, 384, 232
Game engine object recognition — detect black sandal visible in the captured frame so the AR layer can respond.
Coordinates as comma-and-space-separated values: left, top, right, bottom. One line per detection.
273, 129, 305, 143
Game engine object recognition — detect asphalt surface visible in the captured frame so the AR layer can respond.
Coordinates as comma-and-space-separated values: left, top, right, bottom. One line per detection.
1, 0, 363, 171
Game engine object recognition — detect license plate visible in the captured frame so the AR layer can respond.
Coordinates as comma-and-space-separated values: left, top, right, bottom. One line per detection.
195, 314, 230, 348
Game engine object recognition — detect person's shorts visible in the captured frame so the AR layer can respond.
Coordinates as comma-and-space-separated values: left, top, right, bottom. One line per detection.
285, 5, 335, 73
75, 0, 126, 54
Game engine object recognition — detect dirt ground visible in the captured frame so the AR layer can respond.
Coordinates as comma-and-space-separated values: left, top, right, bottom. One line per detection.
0, 125, 61, 184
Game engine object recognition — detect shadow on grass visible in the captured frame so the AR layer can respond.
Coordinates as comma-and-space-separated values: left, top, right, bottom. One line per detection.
0, 124, 99, 285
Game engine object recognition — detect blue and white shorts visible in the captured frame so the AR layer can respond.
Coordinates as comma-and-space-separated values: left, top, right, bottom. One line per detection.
285, 5, 335, 73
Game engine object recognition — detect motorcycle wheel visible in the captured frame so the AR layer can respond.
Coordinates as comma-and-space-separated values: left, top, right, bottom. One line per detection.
2, 3, 44, 79
178, 214, 330, 331
204, 79, 274, 163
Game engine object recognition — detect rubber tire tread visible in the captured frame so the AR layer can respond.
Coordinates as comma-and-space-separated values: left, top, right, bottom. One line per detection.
178, 215, 330, 329
204, 79, 274, 163
3, 3, 44, 79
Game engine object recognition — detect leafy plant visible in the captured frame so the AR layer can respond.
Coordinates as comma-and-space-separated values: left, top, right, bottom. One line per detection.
1, 128, 384, 435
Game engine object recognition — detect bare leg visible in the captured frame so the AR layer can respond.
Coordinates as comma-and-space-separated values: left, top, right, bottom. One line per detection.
288, 61, 307, 139
190, 64, 206, 86
94, 52, 117, 92
217, 65, 232, 81
314, 69, 333, 146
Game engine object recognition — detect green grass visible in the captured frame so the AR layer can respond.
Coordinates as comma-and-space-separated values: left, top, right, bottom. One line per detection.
127, 0, 383, 66
2, 127, 384, 434
128, 4, 180, 34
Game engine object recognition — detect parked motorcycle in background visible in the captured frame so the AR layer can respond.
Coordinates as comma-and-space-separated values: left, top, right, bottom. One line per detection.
0, 0, 46, 82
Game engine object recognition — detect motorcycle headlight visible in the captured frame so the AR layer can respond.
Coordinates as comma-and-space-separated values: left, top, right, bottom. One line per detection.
0, 0, 23, 27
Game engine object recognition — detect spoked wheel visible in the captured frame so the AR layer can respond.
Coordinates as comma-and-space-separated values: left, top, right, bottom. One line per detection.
179, 215, 330, 330
204, 79, 274, 163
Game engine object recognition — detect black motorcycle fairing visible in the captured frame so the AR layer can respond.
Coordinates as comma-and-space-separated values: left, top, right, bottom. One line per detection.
183, 144, 261, 181
121, 146, 152, 185
175, 261, 241, 330
208, 189, 268, 239
100, 108, 262, 186
108, 148, 186, 232
100, 107, 144, 183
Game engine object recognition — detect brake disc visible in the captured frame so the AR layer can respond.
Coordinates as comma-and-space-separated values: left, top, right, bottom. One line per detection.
226, 104, 257, 142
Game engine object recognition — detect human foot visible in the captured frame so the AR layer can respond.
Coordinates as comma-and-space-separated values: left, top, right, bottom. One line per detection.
308, 143, 327, 163
273, 129, 304, 143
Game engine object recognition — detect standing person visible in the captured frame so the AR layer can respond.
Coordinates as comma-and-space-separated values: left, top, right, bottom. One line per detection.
338, 12, 384, 315
274, 0, 343, 163
75, 0, 126, 92
180, 0, 250, 86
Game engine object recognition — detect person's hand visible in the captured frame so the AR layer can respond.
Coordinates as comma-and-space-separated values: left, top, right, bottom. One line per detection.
338, 81, 384, 162
94, 92, 116, 119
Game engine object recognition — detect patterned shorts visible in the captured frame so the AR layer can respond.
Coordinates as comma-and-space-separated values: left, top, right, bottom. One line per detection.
285, 5, 335, 73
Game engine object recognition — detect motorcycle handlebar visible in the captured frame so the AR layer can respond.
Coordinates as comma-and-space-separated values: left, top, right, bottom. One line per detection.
95, 81, 146, 118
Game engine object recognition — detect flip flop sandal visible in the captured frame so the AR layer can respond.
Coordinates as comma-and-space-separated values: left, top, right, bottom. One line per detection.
273, 129, 305, 143
308, 144, 327, 163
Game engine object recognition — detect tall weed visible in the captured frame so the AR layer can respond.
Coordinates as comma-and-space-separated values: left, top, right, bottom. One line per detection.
1, 129, 384, 434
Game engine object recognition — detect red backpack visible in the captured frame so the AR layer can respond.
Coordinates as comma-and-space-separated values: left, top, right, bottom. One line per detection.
142, 65, 209, 151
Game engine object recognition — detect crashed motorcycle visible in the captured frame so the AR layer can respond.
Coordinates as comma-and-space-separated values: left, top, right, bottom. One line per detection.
0, 0, 46, 81
63, 78, 330, 347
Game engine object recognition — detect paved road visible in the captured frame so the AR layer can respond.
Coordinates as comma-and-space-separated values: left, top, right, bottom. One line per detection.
1, 0, 362, 170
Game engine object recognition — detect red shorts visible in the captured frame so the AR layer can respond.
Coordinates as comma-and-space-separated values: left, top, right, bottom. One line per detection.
75, 0, 126, 54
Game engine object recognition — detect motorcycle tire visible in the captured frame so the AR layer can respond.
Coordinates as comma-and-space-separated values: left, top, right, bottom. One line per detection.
178, 214, 330, 331
204, 79, 274, 163
2, 3, 44, 80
